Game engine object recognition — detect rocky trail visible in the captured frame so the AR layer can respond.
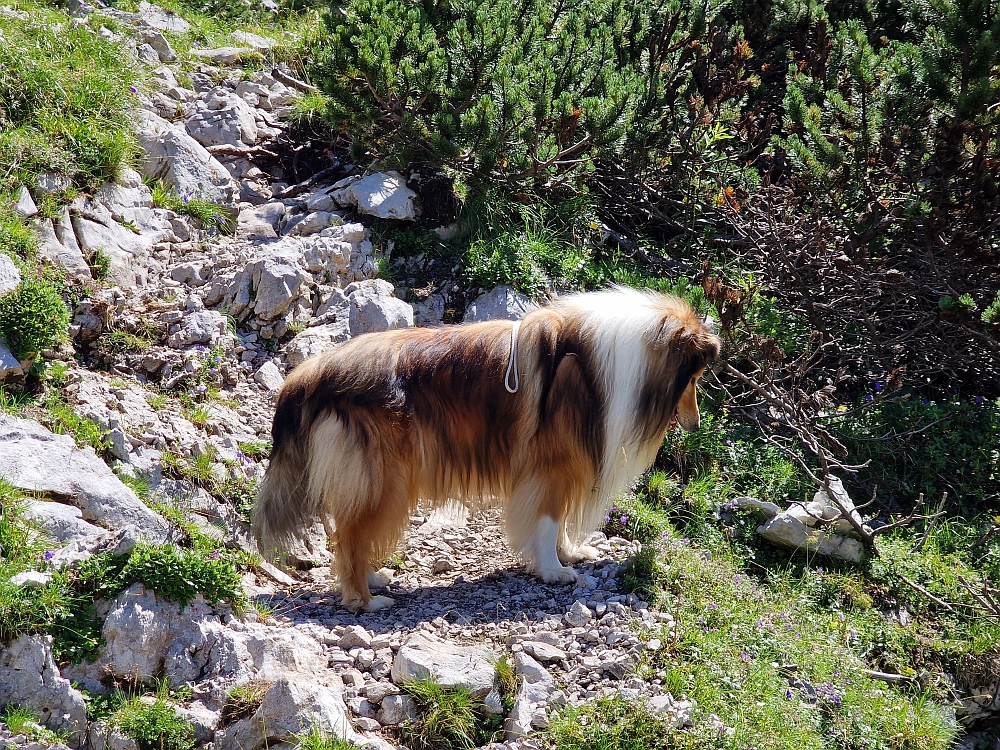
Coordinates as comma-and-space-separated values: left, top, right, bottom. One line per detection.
0, 6, 688, 749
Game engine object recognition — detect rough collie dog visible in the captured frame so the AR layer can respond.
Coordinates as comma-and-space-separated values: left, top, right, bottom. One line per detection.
254, 288, 720, 611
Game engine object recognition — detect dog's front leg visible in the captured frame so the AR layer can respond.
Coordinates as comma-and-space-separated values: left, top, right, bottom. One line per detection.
529, 516, 580, 584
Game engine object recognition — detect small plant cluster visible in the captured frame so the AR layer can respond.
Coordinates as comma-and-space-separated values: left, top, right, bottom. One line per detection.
173, 345, 229, 406
0, 705, 64, 744
82, 680, 195, 750
1, 477, 247, 663
0, 270, 71, 359
161, 445, 260, 524
149, 182, 234, 235
38, 391, 111, 456
400, 678, 504, 750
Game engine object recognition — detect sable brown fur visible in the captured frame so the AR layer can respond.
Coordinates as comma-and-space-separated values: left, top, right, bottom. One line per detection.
254, 288, 720, 611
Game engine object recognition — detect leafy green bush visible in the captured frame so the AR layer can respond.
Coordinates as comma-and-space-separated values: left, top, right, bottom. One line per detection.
0, 275, 70, 358
838, 393, 1000, 509
81, 544, 245, 608
113, 696, 195, 750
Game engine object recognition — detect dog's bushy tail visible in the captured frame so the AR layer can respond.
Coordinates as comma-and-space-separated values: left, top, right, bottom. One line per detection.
253, 378, 318, 557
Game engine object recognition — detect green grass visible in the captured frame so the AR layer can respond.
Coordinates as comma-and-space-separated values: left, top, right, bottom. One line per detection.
38, 392, 110, 455
0, 704, 63, 743
401, 678, 503, 750
294, 726, 355, 750
220, 680, 271, 727
149, 182, 235, 234
0, 4, 139, 193
547, 696, 673, 750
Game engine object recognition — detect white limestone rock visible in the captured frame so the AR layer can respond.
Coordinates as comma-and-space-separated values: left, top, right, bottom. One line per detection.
14, 185, 37, 218
0, 253, 21, 296
330, 171, 419, 221
254, 361, 284, 391
462, 286, 537, 322
214, 679, 355, 750
35, 214, 92, 282
0, 415, 169, 540
168, 310, 230, 348
0, 635, 87, 745
391, 631, 496, 698
347, 279, 414, 335
137, 1, 190, 32
190, 47, 252, 65
136, 111, 238, 206
0, 344, 23, 384
757, 513, 865, 563
186, 90, 259, 149
284, 323, 350, 367
505, 652, 558, 740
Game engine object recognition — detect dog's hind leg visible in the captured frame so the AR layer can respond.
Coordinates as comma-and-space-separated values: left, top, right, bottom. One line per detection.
557, 526, 602, 564
334, 521, 395, 612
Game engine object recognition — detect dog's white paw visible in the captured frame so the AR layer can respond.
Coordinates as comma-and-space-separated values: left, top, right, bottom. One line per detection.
364, 595, 395, 612
559, 544, 602, 564
539, 565, 579, 585
367, 567, 394, 590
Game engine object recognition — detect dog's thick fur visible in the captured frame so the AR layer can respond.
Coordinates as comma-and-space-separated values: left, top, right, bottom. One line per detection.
254, 288, 720, 611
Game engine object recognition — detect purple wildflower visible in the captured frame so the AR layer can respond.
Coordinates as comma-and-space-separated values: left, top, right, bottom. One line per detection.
44, 550, 55, 561
874, 381, 883, 391
619, 515, 627, 524
976, 396, 984, 405
604, 516, 611, 523
129, 85, 137, 93
865, 394, 873, 403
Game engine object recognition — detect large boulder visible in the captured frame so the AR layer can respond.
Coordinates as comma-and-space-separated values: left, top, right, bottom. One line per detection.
0, 415, 169, 540
347, 279, 414, 335
167, 310, 230, 348
284, 323, 350, 367
505, 652, 558, 740
756, 514, 865, 563
0, 635, 87, 746
136, 112, 238, 206
137, 1, 190, 32
35, 211, 92, 282
186, 90, 259, 149
65, 583, 330, 697
462, 286, 536, 323
391, 632, 496, 698
330, 171, 419, 221
214, 679, 354, 750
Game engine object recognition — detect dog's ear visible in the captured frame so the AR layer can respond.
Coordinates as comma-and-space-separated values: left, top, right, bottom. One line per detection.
653, 316, 721, 365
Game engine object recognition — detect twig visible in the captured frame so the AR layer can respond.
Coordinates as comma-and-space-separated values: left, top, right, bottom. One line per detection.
912, 492, 948, 553
206, 145, 279, 158
898, 574, 955, 612
271, 67, 319, 93
860, 669, 916, 686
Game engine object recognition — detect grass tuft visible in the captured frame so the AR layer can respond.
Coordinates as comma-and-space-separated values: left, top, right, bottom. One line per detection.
401, 678, 502, 750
